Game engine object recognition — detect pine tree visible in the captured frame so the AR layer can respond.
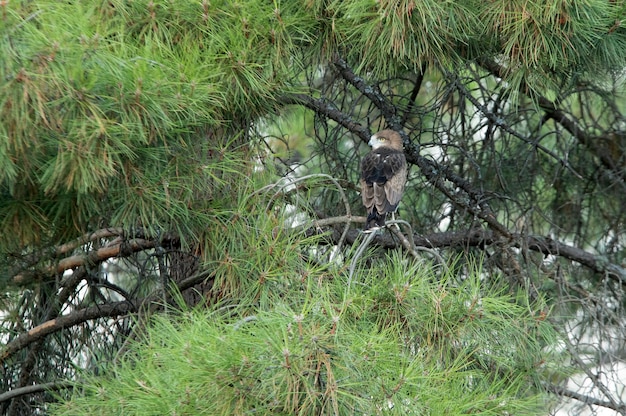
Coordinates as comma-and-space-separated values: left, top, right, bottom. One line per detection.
1, 0, 625, 414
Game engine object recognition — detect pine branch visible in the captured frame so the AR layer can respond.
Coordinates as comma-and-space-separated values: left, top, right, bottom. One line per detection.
307, 221, 626, 285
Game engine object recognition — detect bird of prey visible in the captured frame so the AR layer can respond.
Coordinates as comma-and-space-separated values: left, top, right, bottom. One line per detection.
359, 129, 407, 231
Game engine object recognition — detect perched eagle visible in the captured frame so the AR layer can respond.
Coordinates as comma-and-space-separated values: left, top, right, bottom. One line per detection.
360, 129, 407, 231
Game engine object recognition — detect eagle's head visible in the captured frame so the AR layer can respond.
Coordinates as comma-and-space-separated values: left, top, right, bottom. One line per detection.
368, 130, 402, 150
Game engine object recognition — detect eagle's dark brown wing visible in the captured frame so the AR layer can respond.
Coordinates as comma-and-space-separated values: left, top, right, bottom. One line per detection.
360, 147, 407, 229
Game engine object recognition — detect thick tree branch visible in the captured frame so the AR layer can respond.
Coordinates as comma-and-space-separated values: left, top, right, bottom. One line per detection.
0, 270, 214, 365
12, 238, 157, 286
304, 220, 626, 284
278, 93, 370, 140
55, 227, 125, 256
0, 381, 73, 403
0, 300, 138, 364
10, 228, 184, 286
333, 56, 402, 129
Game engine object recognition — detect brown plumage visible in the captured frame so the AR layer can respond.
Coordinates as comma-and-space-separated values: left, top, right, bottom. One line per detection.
360, 129, 407, 230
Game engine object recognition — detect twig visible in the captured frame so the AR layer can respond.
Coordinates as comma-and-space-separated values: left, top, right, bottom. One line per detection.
400, 62, 428, 126
233, 315, 258, 330
448, 72, 583, 179
386, 220, 447, 271
544, 383, 626, 414
347, 230, 379, 293
386, 220, 416, 254
553, 336, 626, 415
478, 58, 625, 189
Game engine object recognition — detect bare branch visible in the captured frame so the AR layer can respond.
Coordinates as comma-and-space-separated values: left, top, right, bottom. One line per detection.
448, 72, 583, 179
0, 381, 73, 404
559, 336, 626, 414
544, 383, 626, 414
